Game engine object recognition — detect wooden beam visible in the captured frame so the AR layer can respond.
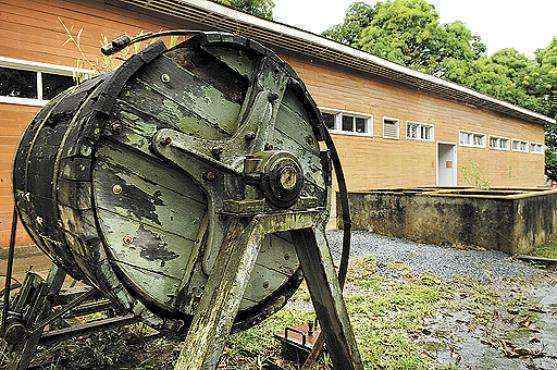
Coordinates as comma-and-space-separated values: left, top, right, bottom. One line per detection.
174, 218, 264, 369
292, 227, 363, 370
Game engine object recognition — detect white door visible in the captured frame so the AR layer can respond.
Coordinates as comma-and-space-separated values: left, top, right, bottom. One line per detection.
437, 143, 457, 187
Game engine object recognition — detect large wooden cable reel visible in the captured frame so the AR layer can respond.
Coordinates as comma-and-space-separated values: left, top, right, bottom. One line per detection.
12, 31, 363, 368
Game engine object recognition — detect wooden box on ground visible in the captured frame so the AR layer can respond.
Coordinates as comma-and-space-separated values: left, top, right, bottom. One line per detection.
339, 188, 557, 255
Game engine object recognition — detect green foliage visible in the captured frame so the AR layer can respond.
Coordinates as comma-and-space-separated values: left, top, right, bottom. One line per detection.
213, 0, 275, 20
324, 0, 485, 76
322, 2, 375, 46
535, 236, 557, 259
324, 0, 557, 179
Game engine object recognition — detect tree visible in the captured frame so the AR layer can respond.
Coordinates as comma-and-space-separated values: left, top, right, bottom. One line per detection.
451, 49, 544, 113
323, 0, 486, 77
213, 0, 275, 20
534, 38, 557, 178
322, 2, 375, 46
534, 37, 557, 118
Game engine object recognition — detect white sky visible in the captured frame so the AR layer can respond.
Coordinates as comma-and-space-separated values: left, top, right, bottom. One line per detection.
274, 0, 557, 56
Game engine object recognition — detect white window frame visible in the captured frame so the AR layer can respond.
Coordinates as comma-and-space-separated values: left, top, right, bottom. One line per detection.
459, 130, 486, 148
511, 139, 530, 153
320, 108, 373, 137
529, 142, 544, 154
382, 117, 400, 139
488, 135, 510, 151
0, 56, 92, 107
405, 121, 434, 142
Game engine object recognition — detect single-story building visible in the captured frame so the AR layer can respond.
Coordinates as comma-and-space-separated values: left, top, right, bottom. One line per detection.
0, 0, 554, 249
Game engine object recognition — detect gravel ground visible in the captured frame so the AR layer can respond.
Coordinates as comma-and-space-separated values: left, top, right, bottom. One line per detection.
327, 230, 540, 283
327, 230, 557, 370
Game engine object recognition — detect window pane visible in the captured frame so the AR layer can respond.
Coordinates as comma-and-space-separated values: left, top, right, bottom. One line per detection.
322, 113, 335, 130
501, 139, 508, 149
407, 123, 417, 138
342, 115, 354, 132
355, 117, 366, 133
0, 66, 37, 98
421, 125, 432, 140
43, 73, 75, 100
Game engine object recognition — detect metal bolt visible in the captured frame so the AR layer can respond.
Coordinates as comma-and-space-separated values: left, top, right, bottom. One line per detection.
161, 136, 172, 146
204, 170, 218, 182
80, 145, 92, 157
112, 184, 123, 195
123, 235, 134, 245
161, 73, 171, 83
264, 143, 274, 151
211, 146, 223, 159
263, 281, 270, 289
111, 122, 123, 135
244, 132, 256, 142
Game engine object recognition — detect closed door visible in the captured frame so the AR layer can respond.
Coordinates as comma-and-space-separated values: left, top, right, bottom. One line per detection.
437, 143, 457, 187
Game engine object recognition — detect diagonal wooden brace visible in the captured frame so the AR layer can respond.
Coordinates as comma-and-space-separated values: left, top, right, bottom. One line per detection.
174, 211, 317, 369
292, 227, 364, 370
174, 217, 264, 369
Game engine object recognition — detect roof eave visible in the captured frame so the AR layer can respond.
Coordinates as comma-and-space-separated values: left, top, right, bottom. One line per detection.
108, 0, 556, 126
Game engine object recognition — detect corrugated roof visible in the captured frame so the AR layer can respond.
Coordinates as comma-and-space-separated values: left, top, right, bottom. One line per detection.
110, 0, 555, 126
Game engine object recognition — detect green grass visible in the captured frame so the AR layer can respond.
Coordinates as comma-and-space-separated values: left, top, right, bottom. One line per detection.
3, 256, 546, 369
226, 256, 454, 369
534, 237, 557, 259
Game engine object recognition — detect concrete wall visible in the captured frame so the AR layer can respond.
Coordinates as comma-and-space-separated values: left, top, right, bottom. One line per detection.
341, 190, 557, 255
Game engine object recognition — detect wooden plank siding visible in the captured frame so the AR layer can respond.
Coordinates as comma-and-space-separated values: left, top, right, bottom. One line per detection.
0, 0, 179, 248
0, 0, 546, 249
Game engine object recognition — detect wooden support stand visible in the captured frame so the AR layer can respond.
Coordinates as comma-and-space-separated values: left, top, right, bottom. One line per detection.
174, 214, 363, 370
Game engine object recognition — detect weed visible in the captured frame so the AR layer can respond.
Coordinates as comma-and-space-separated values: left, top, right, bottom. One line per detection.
534, 237, 557, 259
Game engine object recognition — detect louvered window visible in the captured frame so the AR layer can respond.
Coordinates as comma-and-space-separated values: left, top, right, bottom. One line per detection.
383, 118, 399, 139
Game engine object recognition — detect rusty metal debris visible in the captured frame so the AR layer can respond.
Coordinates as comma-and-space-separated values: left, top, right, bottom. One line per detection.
274, 321, 321, 364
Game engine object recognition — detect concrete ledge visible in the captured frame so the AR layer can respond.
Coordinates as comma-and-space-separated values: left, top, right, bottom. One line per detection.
339, 187, 557, 255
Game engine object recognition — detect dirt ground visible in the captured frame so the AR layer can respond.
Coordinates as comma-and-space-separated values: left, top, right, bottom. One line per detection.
2, 231, 557, 369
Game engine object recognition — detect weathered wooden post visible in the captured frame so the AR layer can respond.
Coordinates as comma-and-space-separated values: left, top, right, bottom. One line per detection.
5, 30, 363, 369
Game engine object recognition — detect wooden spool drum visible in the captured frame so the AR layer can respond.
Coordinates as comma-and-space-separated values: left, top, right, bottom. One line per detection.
13, 32, 329, 333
